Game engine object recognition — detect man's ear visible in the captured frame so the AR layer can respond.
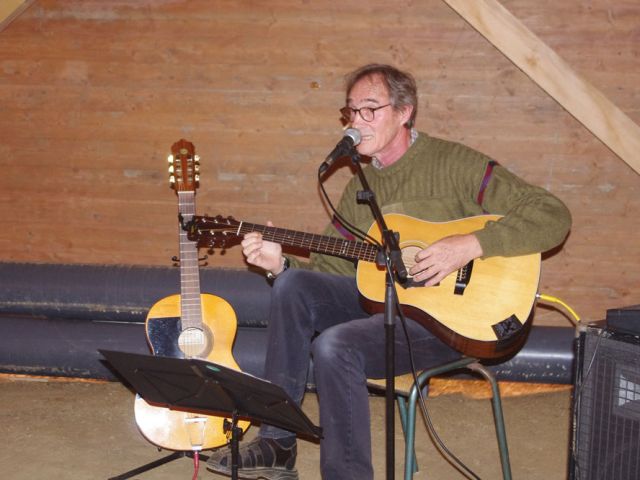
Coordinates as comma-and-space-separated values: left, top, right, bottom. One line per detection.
400, 105, 414, 127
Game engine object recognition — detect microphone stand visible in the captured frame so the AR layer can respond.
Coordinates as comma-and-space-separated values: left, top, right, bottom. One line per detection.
349, 151, 407, 480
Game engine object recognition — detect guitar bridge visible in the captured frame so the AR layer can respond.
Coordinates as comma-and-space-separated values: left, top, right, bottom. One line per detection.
454, 260, 474, 295
185, 415, 208, 450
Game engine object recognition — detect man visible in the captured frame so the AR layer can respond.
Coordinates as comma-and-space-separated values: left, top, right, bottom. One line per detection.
207, 64, 571, 479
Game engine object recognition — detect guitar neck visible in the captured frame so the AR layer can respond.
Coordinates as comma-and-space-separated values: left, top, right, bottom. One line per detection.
178, 191, 203, 328
236, 221, 379, 263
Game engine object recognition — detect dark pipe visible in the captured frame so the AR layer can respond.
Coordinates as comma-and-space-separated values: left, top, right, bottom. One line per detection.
0, 262, 576, 383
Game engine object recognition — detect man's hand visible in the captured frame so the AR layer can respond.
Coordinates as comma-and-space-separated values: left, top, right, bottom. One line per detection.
409, 234, 483, 286
241, 221, 285, 275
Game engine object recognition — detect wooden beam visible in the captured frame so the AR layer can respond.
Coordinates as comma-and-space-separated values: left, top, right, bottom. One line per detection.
0, 0, 35, 34
443, 0, 640, 175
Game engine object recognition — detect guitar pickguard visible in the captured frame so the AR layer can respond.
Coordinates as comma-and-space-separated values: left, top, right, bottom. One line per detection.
146, 316, 183, 358
492, 315, 524, 341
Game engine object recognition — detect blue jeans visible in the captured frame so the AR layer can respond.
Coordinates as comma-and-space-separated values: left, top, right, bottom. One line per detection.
259, 268, 461, 480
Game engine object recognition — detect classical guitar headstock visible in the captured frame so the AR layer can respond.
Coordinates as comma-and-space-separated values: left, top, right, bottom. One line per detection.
187, 215, 242, 250
168, 139, 200, 192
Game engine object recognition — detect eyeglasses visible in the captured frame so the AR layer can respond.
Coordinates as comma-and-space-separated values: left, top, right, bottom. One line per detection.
340, 104, 391, 123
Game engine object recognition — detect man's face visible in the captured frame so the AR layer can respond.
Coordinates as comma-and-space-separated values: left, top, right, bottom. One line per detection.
346, 74, 411, 166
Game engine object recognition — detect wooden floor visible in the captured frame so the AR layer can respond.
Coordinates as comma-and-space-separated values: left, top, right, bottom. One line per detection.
0, 375, 572, 479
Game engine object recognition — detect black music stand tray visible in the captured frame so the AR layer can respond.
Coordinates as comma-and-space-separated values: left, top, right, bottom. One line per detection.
100, 349, 322, 480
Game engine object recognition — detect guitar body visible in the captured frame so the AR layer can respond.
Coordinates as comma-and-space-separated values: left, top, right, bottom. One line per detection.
134, 293, 250, 451
357, 214, 541, 358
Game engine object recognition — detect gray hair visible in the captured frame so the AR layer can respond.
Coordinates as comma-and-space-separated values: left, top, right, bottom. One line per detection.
344, 64, 418, 129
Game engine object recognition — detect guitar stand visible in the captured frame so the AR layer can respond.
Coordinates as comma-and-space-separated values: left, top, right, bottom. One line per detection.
100, 349, 322, 480
108, 450, 209, 480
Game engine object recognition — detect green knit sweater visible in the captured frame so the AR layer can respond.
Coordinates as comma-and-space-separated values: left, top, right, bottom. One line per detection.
292, 132, 571, 277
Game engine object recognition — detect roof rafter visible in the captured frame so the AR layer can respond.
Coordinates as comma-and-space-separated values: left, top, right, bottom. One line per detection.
0, 0, 36, 34
444, 0, 640, 174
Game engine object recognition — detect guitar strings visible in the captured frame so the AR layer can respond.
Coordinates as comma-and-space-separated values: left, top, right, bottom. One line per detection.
237, 222, 379, 261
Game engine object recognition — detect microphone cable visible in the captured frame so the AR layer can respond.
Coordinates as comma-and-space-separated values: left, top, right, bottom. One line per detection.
317, 167, 380, 247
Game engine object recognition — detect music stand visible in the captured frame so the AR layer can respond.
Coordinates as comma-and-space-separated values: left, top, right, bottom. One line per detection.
100, 349, 322, 480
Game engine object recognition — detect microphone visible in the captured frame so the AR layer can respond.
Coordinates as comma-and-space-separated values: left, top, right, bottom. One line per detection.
319, 128, 361, 173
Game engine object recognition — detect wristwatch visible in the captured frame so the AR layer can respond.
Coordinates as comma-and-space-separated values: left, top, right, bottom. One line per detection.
266, 257, 290, 281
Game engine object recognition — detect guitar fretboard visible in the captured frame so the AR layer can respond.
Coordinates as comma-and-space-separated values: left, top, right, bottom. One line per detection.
178, 191, 203, 329
236, 222, 379, 263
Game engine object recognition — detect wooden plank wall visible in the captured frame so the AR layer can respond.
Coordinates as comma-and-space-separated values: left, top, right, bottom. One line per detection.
0, 0, 638, 327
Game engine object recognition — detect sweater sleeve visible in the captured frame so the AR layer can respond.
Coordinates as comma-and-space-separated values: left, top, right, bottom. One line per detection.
473, 164, 572, 257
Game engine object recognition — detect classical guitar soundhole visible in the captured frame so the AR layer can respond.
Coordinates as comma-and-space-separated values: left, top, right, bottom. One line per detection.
178, 327, 208, 357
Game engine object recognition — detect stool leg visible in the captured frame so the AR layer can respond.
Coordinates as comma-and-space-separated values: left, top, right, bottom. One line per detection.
404, 382, 424, 480
469, 363, 512, 480
397, 396, 419, 477
404, 357, 478, 479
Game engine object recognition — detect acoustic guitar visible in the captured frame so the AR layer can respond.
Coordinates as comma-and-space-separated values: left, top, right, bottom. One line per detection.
134, 140, 249, 451
187, 213, 541, 359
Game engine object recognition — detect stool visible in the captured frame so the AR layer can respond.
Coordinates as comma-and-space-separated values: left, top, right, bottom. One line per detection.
367, 356, 512, 480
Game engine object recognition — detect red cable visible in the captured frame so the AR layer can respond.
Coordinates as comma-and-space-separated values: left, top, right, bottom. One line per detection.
192, 451, 200, 480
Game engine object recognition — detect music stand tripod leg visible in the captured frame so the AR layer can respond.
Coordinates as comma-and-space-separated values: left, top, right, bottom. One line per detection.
108, 450, 188, 480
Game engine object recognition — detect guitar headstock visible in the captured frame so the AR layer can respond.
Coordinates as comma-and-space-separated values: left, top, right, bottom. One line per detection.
168, 139, 200, 192
187, 215, 242, 250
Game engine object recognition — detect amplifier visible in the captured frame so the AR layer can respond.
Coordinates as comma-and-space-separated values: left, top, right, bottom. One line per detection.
570, 323, 640, 479
606, 304, 640, 336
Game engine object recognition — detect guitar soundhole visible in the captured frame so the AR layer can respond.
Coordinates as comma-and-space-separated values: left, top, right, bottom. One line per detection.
178, 327, 209, 358
399, 243, 438, 287
400, 244, 423, 278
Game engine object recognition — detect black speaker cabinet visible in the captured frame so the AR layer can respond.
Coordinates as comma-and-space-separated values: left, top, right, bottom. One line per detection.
571, 323, 640, 480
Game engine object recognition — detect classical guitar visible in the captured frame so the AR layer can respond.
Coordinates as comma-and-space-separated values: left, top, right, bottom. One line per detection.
134, 140, 249, 451
187, 213, 541, 359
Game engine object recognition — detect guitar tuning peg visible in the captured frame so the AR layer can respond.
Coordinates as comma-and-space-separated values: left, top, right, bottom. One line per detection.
195, 174, 200, 183
194, 155, 200, 162
169, 175, 176, 184
167, 154, 174, 164
168, 165, 174, 173
194, 164, 200, 172
205, 245, 226, 255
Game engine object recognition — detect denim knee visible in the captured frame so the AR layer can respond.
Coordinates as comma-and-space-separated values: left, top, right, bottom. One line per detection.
310, 327, 355, 375
271, 268, 314, 302
311, 330, 339, 364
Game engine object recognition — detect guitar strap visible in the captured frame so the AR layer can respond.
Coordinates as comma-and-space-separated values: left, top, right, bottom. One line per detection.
332, 215, 356, 241
476, 160, 498, 210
